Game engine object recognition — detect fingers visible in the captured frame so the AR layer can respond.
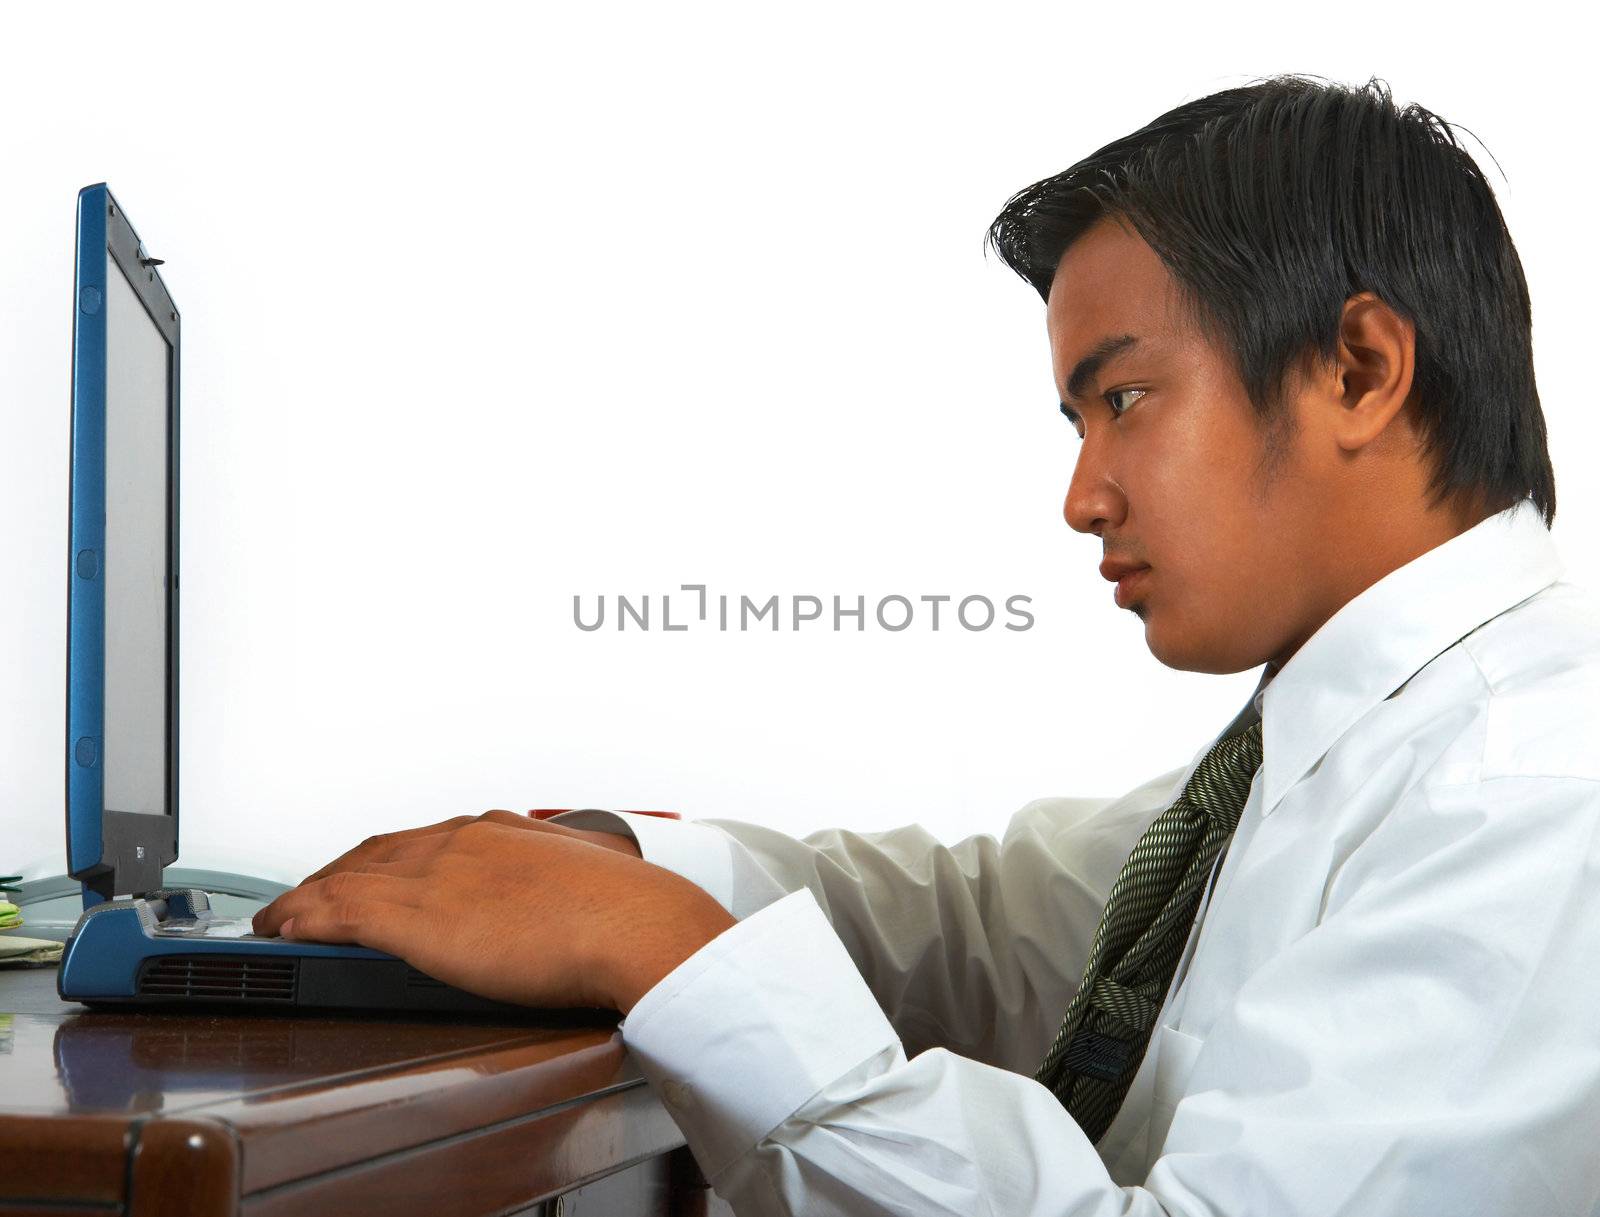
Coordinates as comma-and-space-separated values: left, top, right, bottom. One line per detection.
273, 811, 591, 939
253, 870, 426, 939
277, 897, 415, 960
257, 817, 554, 936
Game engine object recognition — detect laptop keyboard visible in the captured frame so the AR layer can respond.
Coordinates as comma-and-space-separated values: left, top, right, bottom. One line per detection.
151, 916, 274, 940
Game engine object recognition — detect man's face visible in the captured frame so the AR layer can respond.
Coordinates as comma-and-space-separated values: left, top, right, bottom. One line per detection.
1047, 215, 1331, 674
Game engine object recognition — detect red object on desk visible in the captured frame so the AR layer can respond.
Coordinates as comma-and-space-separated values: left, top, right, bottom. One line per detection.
527, 809, 682, 820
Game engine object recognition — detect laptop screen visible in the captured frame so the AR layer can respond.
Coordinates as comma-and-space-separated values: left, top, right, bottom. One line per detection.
68, 183, 181, 900
102, 256, 171, 820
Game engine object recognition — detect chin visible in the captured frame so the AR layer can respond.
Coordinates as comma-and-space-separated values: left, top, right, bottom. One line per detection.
1143, 618, 1260, 675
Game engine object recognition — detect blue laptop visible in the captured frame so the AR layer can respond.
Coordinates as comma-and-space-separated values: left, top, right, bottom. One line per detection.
56, 185, 548, 1016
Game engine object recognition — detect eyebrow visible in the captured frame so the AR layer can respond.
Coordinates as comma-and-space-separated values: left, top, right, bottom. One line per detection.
1058, 333, 1140, 424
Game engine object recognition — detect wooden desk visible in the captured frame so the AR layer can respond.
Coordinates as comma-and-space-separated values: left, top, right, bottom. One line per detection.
0, 966, 731, 1217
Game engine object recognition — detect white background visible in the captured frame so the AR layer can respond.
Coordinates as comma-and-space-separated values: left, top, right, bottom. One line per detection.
3, 2, 1595, 886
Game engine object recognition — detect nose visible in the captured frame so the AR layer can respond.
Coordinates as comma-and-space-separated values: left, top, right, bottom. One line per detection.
1063, 431, 1126, 537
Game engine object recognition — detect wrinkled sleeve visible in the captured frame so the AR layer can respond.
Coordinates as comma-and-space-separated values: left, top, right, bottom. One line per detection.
557, 766, 1185, 1069
620, 886, 1134, 1217
617, 774, 1600, 1217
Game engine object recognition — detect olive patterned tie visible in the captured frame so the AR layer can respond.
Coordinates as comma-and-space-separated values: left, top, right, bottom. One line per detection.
1035, 710, 1265, 1144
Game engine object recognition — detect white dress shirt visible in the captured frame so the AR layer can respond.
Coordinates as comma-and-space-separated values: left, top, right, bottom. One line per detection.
556, 497, 1600, 1216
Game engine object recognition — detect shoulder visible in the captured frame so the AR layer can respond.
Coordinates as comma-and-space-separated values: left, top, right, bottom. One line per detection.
1011, 763, 1189, 835
1007, 764, 1190, 877
1461, 580, 1600, 783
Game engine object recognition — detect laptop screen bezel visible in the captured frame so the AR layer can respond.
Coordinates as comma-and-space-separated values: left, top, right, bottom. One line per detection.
66, 182, 181, 903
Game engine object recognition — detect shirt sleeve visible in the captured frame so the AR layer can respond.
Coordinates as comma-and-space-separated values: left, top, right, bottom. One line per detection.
556, 766, 1189, 1071
619, 886, 1142, 1217
624, 773, 1600, 1217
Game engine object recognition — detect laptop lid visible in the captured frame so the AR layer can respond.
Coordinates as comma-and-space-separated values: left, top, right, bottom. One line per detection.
66, 183, 181, 905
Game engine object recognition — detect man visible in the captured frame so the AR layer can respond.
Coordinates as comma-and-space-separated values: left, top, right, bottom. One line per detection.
255, 74, 1600, 1214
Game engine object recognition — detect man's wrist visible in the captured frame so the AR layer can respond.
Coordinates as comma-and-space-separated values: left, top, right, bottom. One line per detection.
608, 880, 737, 1015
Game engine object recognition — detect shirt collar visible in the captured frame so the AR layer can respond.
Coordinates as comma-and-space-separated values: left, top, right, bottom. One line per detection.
1239, 498, 1564, 817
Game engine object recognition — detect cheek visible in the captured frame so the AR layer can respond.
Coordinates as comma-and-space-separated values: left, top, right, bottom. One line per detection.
1135, 455, 1277, 616
1129, 429, 1236, 552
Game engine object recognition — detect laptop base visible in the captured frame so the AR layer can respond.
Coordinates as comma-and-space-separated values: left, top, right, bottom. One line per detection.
58, 889, 579, 1018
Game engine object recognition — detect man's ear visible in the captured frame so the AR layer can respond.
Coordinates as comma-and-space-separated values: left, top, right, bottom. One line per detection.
1326, 292, 1417, 455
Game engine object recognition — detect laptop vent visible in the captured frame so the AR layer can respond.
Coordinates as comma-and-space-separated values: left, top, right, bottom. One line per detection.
137, 954, 298, 1003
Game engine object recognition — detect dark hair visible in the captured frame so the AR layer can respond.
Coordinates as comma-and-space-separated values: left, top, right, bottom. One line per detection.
986, 73, 1555, 526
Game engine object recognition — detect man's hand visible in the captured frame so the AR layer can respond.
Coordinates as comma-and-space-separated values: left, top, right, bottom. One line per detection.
251, 810, 732, 1014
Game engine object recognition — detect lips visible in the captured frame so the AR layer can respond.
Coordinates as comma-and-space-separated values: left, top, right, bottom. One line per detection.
1099, 558, 1150, 583
1108, 564, 1152, 610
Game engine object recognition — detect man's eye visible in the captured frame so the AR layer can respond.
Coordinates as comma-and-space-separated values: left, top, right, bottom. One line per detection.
1106, 387, 1147, 416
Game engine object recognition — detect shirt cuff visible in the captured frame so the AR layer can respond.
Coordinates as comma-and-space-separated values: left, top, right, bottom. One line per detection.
619, 887, 900, 1181
548, 809, 736, 914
